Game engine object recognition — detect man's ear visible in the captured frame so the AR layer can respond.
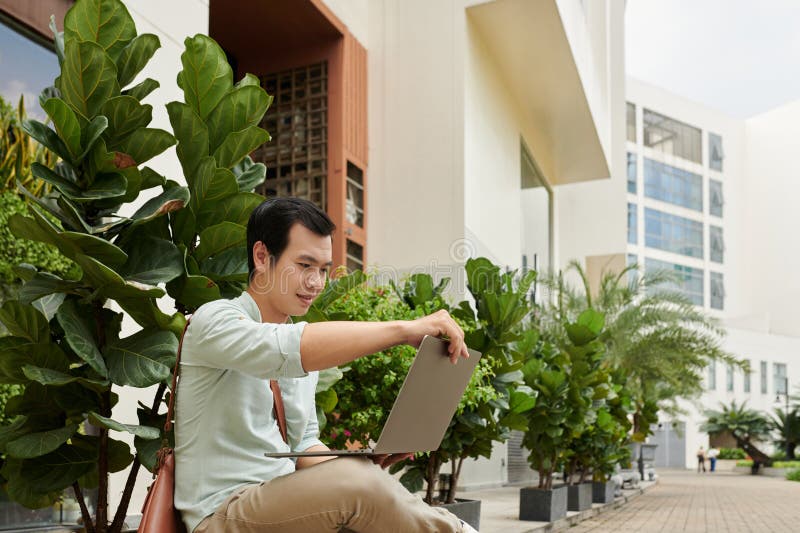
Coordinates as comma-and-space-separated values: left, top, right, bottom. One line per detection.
252, 241, 271, 270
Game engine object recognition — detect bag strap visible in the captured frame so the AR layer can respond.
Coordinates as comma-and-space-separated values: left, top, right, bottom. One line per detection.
165, 318, 191, 434
270, 380, 288, 444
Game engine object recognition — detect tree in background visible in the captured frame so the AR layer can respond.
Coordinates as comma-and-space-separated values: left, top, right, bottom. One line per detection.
537, 260, 741, 441
701, 400, 773, 467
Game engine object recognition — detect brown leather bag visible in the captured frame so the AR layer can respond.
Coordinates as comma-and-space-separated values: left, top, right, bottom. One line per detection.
138, 321, 190, 533
137, 320, 289, 533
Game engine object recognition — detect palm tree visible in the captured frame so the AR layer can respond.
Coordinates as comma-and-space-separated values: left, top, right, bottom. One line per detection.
537, 260, 742, 439
701, 400, 772, 467
771, 407, 800, 460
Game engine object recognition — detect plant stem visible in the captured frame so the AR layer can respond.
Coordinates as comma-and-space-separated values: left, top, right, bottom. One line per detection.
73, 481, 96, 533
447, 457, 465, 504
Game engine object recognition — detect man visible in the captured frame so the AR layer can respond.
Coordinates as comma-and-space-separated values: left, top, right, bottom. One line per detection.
707, 446, 720, 472
175, 198, 476, 532
696, 446, 706, 473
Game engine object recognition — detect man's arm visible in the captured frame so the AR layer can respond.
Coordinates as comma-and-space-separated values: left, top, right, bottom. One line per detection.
295, 444, 335, 469
299, 309, 468, 372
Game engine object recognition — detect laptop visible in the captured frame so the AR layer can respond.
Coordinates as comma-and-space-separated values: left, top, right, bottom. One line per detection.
264, 335, 482, 457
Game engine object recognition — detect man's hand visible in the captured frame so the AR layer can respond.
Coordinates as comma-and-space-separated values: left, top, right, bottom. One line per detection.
371, 452, 414, 469
404, 309, 470, 364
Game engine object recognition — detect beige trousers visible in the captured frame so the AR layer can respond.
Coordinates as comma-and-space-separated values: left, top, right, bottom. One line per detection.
194, 457, 464, 532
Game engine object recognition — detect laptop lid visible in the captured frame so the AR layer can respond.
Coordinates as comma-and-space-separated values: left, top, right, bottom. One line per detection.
372, 335, 482, 454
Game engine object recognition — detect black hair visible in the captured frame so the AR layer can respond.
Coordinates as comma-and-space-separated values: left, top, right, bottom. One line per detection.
246, 197, 336, 273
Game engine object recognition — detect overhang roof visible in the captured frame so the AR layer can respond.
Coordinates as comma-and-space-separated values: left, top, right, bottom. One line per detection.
467, 0, 610, 185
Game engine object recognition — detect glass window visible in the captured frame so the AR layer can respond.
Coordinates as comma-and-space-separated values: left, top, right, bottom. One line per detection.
628, 203, 637, 244
644, 208, 704, 258
710, 226, 724, 263
726, 364, 734, 392
643, 109, 702, 164
710, 272, 724, 310
646, 258, 704, 306
627, 102, 636, 143
774, 363, 788, 395
627, 254, 639, 284
709, 132, 724, 171
710, 179, 724, 217
708, 361, 716, 390
0, 21, 59, 120
643, 158, 703, 211
744, 363, 751, 393
627, 152, 637, 193
761, 361, 768, 394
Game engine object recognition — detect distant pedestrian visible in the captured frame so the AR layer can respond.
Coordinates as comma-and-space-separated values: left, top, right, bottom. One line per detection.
697, 446, 706, 473
707, 447, 720, 472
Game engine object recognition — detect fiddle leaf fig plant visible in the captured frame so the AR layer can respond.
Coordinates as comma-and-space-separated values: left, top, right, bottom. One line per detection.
0, 1, 273, 532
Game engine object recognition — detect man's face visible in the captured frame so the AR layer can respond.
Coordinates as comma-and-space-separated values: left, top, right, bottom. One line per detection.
252, 223, 333, 318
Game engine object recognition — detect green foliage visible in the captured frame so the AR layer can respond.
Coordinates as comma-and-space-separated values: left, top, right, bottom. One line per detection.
701, 401, 773, 466
0, 1, 273, 530
786, 468, 800, 482
538, 260, 740, 441
718, 447, 746, 460
771, 407, 800, 460
773, 460, 800, 468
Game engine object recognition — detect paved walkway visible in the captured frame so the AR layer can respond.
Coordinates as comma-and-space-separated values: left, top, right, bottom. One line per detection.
569, 469, 800, 533
470, 469, 800, 532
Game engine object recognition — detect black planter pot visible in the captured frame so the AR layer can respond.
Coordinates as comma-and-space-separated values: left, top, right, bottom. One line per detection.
440, 498, 481, 530
592, 480, 616, 504
519, 485, 568, 522
567, 483, 593, 511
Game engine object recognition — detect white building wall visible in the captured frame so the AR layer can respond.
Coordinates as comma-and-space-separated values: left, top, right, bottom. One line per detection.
743, 99, 800, 338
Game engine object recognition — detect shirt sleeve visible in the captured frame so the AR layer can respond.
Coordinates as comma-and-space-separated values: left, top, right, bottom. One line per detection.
184, 301, 308, 379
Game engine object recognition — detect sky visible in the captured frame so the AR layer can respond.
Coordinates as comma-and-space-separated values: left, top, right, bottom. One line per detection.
625, 0, 800, 119
0, 23, 59, 121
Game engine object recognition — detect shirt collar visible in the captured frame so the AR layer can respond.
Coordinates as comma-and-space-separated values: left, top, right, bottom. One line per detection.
238, 291, 293, 324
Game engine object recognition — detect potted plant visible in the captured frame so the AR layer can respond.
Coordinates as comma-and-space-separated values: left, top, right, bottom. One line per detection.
0, 1, 274, 531
390, 259, 536, 530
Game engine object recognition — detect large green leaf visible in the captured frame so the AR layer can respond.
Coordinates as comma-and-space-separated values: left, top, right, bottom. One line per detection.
105, 328, 178, 387
19, 273, 81, 305
212, 126, 270, 169
116, 33, 160, 87
177, 34, 232, 119
115, 299, 184, 336
197, 192, 263, 231
41, 98, 81, 159
166, 101, 210, 183
79, 115, 109, 159
31, 163, 127, 202
2, 458, 62, 509
30, 162, 81, 197
6, 424, 79, 459
60, 231, 128, 268
101, 95, 152, 146
0, 416, 30, 453
167, 274, 221, 310
130, 185, 190, 225
191, 158, 238, 214
577, 308, 605, 336
134, 434, 162, 473
21, 120, 73, 163
195, 222, 246, 262
59, 39, 120, 118
57, 299, 108, 377
206, 85, 271, 151
119, 128, 175, 166
232, 156, 267, 192
20, 443, 97, 493
200, 247, 248, 283
63, 0, 136, 60
0, 342, 70, 384
123, 78, 159, 101
32, 294, 67, 323
22, 366, 109, 390
88, 412, 159, 439
119, 237, 183, 284
0, 301, 49, 344
140, 166, 167, 190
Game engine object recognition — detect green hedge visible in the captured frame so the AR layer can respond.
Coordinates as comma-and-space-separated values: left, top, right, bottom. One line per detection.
718, 447, 746, 460
787, 469, 800, 482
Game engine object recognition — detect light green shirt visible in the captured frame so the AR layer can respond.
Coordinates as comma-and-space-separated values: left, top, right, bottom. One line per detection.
174, 292, 323, 532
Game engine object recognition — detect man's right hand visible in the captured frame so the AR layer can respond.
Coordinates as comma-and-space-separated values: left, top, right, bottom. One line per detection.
403, 309, 470, 364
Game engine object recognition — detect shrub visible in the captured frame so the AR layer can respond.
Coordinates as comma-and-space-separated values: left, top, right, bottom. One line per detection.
786, 468, 800, 482
773, 461, 800, 469
718, 447, 746, 460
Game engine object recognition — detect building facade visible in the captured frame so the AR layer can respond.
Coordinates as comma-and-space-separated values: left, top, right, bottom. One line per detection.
625, 79, 800, 468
